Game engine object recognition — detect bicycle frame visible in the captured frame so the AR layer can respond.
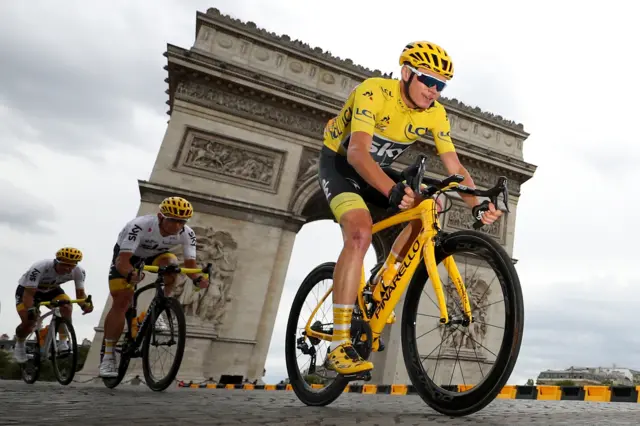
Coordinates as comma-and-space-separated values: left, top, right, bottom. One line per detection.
35, 298, 87, 356
303, 184, 473, 347
124, 263, 211, 348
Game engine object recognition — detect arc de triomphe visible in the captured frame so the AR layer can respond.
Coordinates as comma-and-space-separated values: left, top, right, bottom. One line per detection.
80, 8, 536, 385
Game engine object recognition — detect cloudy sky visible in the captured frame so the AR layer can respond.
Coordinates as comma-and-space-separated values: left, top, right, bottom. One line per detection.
2, 0, 639, 386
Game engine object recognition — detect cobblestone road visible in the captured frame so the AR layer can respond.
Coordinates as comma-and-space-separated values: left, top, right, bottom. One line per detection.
2, 380, 640, 425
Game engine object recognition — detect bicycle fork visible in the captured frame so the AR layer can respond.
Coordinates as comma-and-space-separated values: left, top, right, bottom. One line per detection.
424, 235, 473, 325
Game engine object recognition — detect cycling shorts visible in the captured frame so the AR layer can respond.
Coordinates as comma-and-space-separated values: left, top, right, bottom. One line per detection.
108, 244, 179, 292
318, 146, 405, 223
15, 286, 69, 312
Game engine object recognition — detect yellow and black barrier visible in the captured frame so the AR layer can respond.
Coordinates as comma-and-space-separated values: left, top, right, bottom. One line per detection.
177, 382, 640, 402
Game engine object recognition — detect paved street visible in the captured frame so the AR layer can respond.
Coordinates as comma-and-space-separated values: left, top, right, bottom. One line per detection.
2, 380, 640, 425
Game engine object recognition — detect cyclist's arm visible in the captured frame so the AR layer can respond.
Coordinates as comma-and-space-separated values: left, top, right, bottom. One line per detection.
20, 263, 43, 311
72, 267, 87, 301
434, 111, 480, 209
345, 82, 396, 197
115, 218, 144, 280
181, 227, 201, 281
21, 288, 37, 311
115, 252, 136, 279
439, 152, 480, 208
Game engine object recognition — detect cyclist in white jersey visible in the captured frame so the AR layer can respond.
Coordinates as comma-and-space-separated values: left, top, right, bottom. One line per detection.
13, 247, 93, 363
99, 196, 209, 377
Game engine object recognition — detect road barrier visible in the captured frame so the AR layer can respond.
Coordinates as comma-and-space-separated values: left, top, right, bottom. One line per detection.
177, 382, 640, 402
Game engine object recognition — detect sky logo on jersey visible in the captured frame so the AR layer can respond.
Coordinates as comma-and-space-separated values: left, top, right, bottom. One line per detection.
370, 140, 406, 160
29, 268, 40, 282
128, 224, 143, 241
188, 230, 196, 246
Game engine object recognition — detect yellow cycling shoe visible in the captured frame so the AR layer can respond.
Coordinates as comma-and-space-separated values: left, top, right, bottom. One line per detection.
325, 342, 373, 375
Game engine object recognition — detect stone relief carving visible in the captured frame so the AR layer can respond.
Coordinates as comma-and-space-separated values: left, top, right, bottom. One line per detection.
202, 8, 525, 131
175, 127, 285, 193
444, 202, 503, 241
294, 147, 319, 190
171, 226, 238, 330
440, 275, 492, 355
175, 80, 327, 139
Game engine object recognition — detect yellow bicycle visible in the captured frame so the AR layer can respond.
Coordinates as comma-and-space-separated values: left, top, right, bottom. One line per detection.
285, 153, 523, 417
100, 260, 212, 391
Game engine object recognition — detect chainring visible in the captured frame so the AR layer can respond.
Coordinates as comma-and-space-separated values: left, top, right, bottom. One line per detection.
350, 319, 373, 360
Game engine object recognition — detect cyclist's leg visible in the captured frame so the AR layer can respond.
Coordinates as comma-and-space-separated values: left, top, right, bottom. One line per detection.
48, 288, 72, 351
318, 148, 374, 375
100, 245, 136, 377
147, 252, 180, 296
146, 252, 179, 331
13, 286, 39, 363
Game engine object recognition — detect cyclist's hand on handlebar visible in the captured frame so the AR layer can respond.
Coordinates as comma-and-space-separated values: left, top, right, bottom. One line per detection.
81, 302, 94, 314
193, 275, 209, 290
388, 182, 416, 210
472, 200, 502, 225
126, 270, 143, 285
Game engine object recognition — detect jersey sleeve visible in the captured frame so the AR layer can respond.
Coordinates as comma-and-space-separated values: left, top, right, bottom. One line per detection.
118, 216, 146, 254
21, 261, 47, 289
432, 107, 456, 154
72, 266, 86, 290
350, 79, 383, 136
180, 226, 197, 260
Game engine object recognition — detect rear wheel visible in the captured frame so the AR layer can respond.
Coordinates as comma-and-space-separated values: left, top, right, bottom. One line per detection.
285, 262, 352, 406
401, 230, 524, 417
20, 330, 41, 384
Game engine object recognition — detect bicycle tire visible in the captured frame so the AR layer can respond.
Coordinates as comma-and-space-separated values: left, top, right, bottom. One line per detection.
401, 230, 524, 417
20, 330, 41, 384
142, 297, 186, 391
50, 316, 79, 385
100, 337, 132, 389
285, 261, 349, 406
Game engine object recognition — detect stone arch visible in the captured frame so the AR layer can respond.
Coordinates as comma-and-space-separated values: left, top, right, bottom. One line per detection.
79, 7, 535, 386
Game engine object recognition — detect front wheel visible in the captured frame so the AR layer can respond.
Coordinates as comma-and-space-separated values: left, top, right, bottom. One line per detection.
401, 230, 524, 417
142, 297, 186, 391
51, 316, 79, 385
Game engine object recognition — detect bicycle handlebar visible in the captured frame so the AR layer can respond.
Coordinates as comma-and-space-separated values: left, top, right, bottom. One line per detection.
35, 294, 92, 309
403, 153, 510, 229
132, 260, 213, 285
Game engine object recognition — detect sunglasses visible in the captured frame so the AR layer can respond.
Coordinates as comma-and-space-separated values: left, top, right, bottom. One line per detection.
161, 214, 188, 224
407, 66, 447, 92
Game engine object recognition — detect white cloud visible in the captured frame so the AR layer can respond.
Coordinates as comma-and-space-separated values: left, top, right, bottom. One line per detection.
1, 0, 639, 387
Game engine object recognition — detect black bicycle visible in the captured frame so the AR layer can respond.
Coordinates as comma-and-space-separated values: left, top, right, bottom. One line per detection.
100, 261, 211, 391
21, 295, 93, 385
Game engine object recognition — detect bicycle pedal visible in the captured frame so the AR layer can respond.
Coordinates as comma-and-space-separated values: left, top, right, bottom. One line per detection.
343, 371, 372, 382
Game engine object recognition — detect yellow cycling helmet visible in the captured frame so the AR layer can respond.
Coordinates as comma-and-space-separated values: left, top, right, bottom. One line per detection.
56, 247, 83, 264
159, 196, 193, 220
399, 41, 454, 80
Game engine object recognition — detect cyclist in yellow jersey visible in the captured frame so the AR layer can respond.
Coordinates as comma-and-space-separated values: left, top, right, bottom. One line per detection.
319, 41, 503, 375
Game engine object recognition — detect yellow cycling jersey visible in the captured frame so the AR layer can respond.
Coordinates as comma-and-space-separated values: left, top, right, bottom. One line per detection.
323, 77, 455, 167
